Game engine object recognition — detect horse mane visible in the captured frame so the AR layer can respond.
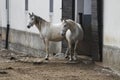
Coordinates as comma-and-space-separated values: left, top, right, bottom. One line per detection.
34, 15, 48, 25
33, 14, 50, 31
66, 19, 76, 27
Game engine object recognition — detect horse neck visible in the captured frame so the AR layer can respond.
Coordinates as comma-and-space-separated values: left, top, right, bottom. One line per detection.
68, 22, 76, 32
35, 20, 50, 31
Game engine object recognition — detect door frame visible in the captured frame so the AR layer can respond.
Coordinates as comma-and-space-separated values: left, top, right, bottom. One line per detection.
97, 0, 103, 62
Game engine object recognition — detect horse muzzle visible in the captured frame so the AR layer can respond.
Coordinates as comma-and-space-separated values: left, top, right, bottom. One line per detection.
27, 25, 31, 28
61, 33, 65, 36
60, 30, 66, 36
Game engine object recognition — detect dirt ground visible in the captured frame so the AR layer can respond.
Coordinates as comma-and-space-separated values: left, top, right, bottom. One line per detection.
0, 49, 120, 80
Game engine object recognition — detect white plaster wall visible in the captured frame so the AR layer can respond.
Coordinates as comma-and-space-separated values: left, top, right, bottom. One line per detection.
0, 0, 2, 26
104, 0, 120, 48
52, 0, 62, 24
0, 0, 62, 33
10, 0, 27, 31
29, 0, 49, 22
9, 0, 49, 33
27, 0, 50, 33
0, 0, 7, 27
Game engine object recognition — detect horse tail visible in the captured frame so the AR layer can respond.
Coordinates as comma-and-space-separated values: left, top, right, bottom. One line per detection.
77, 23, 84, 41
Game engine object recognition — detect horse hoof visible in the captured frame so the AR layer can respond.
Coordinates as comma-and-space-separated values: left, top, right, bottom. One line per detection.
69, 58, 73, 61
45, 58, 49, 60
65, 55, 69, 59
73, 57, 77, 61
68, 60, 77, 63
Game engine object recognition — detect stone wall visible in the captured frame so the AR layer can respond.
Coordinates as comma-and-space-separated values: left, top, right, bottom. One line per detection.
103, 0, 120, 74
0, 27, 1, 39
0, 27, 61, 57
103, 45, 120, 75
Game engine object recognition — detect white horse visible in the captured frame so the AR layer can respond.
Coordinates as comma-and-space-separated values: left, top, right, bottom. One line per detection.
27, 13, 67, 60
61, 19, 84, 61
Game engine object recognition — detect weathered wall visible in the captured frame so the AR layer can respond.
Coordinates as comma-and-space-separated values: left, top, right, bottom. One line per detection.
103, 46, 120, 74
0, 27, 61, 57
0, 27, 1, 37
103, 0, 120, 74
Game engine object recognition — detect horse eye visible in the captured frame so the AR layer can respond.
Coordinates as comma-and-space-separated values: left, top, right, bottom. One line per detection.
64, 25, 67, 27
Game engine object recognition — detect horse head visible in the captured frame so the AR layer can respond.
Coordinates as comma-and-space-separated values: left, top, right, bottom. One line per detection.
27, 12, 36, 28
61, 19, 69, 36
27, 12, 47, 30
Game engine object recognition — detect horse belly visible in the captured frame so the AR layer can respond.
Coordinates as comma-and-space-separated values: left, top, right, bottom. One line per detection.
49, 32, 64, 41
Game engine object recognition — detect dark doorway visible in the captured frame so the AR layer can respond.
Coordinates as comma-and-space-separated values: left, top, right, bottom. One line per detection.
62, 0, 103, 61
62, 0, 92, 56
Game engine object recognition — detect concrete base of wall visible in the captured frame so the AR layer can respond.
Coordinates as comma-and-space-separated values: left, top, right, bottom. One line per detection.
0, 27, 62, 57
103, 45, 120, 75
0, 29, 1, 35
0, 40, 46, 57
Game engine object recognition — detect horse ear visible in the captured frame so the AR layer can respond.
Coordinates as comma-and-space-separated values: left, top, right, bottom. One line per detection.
61, 18, 66, 22
32, 12, 34, 15
64, 19, 67, 23
29, 13, 31, 16
61, 18, 64, 21
61, 18, 63, 22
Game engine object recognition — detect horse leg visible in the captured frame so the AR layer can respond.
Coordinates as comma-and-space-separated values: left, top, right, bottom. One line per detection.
69, 48, 72, 61
45, 40, 49, 60
64, 39, 69, 58
73, 40, 78, 60
65, 48, 69, 59
69, 42, 75, 61
69, 43, 75, 61
67, 41, 72, 61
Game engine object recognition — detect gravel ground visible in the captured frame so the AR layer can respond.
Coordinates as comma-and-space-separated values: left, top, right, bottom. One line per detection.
0, 49, 120, 80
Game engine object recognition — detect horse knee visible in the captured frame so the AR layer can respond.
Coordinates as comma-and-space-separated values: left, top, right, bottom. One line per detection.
69, 56, 73, 61
45, 55, 49, 60
45, 58, 49, 60
73, 55, 77, 60
65, 54, 69, 59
